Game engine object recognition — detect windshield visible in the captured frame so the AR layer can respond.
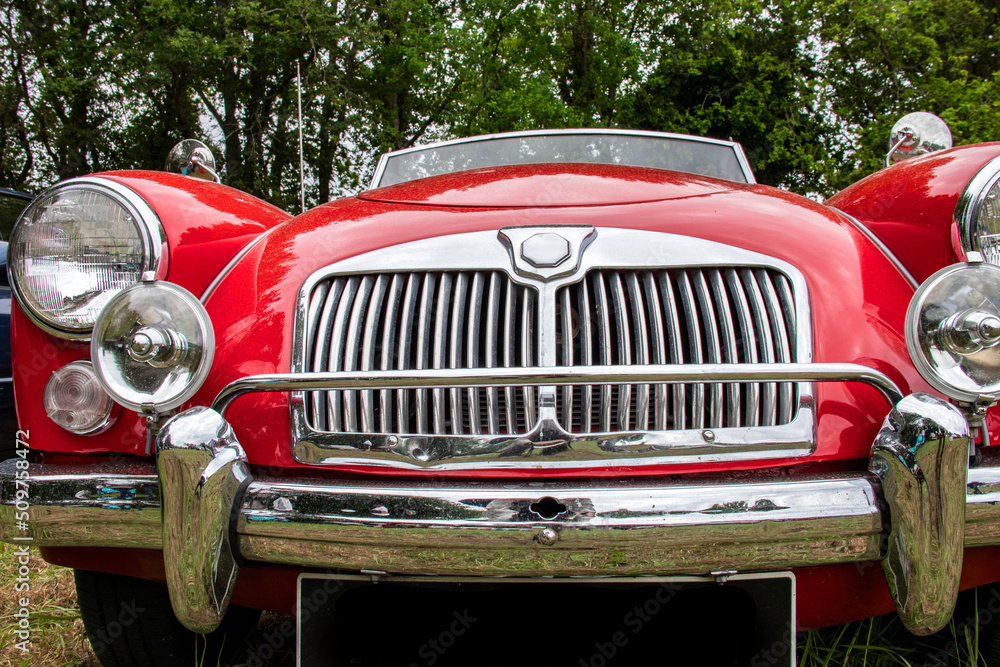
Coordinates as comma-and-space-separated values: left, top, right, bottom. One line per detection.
370, 130, 754, 189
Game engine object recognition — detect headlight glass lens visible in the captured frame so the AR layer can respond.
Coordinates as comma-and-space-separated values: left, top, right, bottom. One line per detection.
10, 185, 149, 336
976, 180, 1000, 264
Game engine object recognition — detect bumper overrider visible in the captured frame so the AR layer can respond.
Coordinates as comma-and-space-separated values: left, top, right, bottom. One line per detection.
1, 379, 995, 638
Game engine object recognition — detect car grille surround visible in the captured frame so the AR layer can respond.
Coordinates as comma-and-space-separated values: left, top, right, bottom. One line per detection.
291, 227, 815, 469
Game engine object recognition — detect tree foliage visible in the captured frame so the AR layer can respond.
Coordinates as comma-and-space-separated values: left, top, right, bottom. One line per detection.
0, 0, 997, 203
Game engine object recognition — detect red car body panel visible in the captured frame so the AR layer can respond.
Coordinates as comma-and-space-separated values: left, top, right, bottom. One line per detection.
828, 143, 1000, 283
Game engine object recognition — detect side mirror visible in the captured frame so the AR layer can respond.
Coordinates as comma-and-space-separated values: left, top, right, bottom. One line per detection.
886, 112, 953, 167
165, 140, 220, 183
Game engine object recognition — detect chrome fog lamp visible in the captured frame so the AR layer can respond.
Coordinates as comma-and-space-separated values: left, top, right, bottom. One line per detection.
91, 281, 214, 413
906, 262, 1000, 402
44, 361, 116, 434
8, 178, 166, 338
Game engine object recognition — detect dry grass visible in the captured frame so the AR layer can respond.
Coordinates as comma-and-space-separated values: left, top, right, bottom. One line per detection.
0, 543, 99, 667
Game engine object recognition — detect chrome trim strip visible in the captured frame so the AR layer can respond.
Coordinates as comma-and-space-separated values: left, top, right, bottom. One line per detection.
955, 155, 1000, 258
367, 129, 756, 190
228, 362, 894, 470
833, 210, 920, 289
201, 225, 282, 302
223, 363, 899, 413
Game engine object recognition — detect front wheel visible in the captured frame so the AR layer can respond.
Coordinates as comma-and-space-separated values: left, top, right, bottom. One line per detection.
75, 569, 260, 667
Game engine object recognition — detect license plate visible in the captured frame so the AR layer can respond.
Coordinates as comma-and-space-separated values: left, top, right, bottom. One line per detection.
297, 572, 795, 666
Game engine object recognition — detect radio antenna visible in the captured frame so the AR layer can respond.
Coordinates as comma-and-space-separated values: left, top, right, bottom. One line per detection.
297, 61, 305, 213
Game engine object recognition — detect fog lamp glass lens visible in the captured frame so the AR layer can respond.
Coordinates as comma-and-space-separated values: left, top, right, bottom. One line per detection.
906, 262, 1000, 401
92, 281, 214, 413
10, 187, 146, 335
976, 181, 1000, 265
44, 361, 114, 434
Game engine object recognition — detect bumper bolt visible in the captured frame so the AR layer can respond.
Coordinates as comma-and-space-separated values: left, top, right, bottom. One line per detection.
537, 528, 559, 546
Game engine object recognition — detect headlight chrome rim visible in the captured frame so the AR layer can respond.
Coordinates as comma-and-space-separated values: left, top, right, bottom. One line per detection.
956, 154, 1000, 264
8, 176, 168, 340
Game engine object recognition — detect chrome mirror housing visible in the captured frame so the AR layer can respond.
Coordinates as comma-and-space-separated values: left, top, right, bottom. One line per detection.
885, 112, 953, 167
165, 139, 220, 183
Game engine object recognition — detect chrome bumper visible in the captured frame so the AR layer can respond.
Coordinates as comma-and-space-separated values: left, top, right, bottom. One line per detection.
0, 394, 986, 636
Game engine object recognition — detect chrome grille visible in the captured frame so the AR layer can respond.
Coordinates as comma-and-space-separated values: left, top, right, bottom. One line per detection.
291, 227, 816, 470
555, 268, 797, 432
303, 271, 539, 435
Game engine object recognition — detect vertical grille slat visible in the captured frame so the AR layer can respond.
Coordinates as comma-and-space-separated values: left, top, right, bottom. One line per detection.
658, 272, 686, 430
415, 273, 436, 434
448, 273, 468, 435
308, 279, 336, 432
643, 272, 668, 430
726, 269, 760, 426
742, 269, 778, 426
465, 272, 483, 435
302, 265, 798, 439
676, 271, 705, 429
395, 274, 419, 432
485, 272, 502, 434
342, 275, 375, 432
521, 288, 537, 428
379, 275, 404, 433
593, 274, 613, 432
502, 281, 517, 433
626, 273, 650, 430
559, 287, 574, 429
360, 275, 389, 432
693, 270, 723, 428
710, 269, 741, 426
578, 274, 594, 433
432, 273, 453, 434
327, 276, 360, 431
611, 273, 633, 430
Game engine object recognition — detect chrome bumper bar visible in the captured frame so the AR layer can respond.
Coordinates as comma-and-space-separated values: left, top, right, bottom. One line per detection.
0, 393, 979, 636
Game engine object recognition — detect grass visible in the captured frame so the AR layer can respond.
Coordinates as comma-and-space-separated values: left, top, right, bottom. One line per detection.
0, 543, 98, 667
0, 543, 992, 666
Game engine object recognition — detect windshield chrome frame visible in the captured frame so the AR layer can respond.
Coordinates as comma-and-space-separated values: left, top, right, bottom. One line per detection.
367, 129, 757, 190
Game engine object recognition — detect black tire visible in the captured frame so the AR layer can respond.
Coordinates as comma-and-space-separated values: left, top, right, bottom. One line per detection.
75, 569, 260, 667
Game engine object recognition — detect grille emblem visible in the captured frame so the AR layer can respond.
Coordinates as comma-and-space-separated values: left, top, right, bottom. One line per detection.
499, 225, 597, 282
522, 233, 570, 267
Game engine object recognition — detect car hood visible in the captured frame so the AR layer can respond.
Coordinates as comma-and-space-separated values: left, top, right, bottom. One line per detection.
357, 163, 740, 207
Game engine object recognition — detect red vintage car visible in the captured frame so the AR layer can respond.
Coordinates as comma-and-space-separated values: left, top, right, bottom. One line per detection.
4, 118, 1000, 665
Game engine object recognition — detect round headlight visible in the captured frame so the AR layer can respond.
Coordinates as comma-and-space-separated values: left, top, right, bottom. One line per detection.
957, 156, 1000, 265
8, 178, 166, 338
906, 262, 1000, 402
91, 281, 214, 413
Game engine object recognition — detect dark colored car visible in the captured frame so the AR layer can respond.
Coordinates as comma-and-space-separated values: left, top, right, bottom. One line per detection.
0, 188, 30, 460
